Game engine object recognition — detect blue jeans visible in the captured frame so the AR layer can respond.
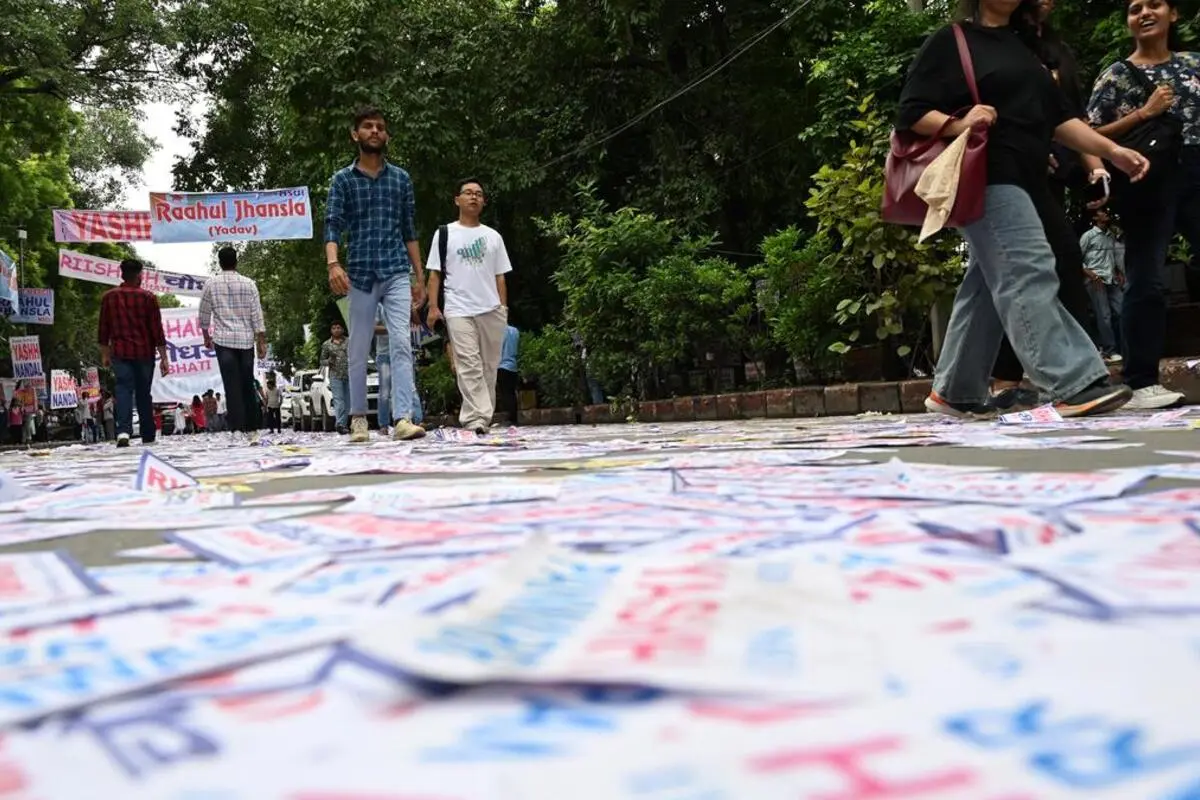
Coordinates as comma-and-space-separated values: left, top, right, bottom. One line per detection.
112, 358, 156, 441
935, 185, 1108, 404
349, 274, 414, 421
329, 377, 349, 428
1085, 279, 1124, 356
376, 348, 421, 426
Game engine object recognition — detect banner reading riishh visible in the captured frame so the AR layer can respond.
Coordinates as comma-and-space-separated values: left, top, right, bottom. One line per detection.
150, 187, 312, 243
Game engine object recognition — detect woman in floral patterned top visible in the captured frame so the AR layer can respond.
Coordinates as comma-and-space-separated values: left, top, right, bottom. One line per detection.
1087, 0, 1196, 410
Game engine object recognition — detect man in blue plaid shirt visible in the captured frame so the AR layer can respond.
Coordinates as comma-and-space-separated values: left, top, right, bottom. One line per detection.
324, 106, 428, 443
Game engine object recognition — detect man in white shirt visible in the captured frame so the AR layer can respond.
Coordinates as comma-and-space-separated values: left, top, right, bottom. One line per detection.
198, 247, 268, 433
426, 178, 512, 434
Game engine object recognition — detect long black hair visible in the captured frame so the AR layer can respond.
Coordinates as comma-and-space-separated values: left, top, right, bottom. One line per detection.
955, 0, 1042, 45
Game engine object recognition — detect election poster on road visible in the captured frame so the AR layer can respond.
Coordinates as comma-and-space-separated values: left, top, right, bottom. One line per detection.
49, 370, 77, 410
10, 335, 43, 386
58, 249, 207, 298
151, 308, 223, 404
149, 187, 312, 243
2, 288, 55, 325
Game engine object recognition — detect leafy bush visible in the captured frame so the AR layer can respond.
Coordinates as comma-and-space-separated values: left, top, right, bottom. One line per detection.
418, 355, 459, 417
805, 96, 964, 362
755, 227, 857, 383
519, 325, 582, 408
539, 182, 754, 398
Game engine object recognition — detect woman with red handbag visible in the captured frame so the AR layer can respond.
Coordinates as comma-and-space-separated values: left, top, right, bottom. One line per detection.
1088, 0, 1193, 411
896, 0, 1147, 419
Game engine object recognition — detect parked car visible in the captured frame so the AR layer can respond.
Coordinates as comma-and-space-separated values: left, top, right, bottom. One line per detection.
290, 367, 379, 431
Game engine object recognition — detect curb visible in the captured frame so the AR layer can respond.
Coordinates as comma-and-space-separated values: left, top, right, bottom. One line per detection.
418, 357, 1200, 429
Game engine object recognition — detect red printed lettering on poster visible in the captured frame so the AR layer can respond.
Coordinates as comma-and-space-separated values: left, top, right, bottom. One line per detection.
167, 604, 273, 635
309, 514, 468, 543
688, 699, 844, 725
849, 565, 984, 603
395, 555, 502, 596
584, 564, 725, 663
145, 466, 191, 491
0, 565, 24, 598
230, 529, 300, 552
749, 736, 978, 799
0, 736, 30, 796
215, 689, 324, 721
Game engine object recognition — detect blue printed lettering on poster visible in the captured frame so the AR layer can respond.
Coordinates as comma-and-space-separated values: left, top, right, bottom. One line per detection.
744, 626, 798, 673
0, 615, 322, 712
62, 696, 222, 779
418, 561, 618, 666
954, 643, 1024, 681
421, 688, 660, 763
285, 565, 398, 596
0, 635, 114, 670
944, 701, 1200, 790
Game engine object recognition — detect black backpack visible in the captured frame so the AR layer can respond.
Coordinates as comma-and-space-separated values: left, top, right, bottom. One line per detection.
431, 223, 449, 328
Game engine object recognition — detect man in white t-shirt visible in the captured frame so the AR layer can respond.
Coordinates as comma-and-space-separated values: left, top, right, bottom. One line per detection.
426, 178, 512, 434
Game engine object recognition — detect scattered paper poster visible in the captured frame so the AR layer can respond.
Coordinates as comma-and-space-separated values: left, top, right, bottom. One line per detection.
134, 450, 199, 491
0, 599, 358, 727
355, 537, 880, 698
116, 543, 199, 560
998, 403, 1062, 424
0, 551, 106, 615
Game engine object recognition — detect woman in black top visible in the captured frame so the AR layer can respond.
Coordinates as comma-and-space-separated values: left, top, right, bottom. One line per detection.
899, 0, 1146, 419
988, 0, 1113, 411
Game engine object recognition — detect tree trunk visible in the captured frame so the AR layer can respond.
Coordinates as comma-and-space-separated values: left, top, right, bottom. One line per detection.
907, 0, 924, 10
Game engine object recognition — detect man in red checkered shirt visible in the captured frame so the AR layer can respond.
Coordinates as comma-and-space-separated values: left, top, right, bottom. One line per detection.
98, 259, 169, 447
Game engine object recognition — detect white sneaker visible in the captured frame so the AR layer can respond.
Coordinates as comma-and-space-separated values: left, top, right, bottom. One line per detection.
392, 419, 426, 441
1125, 384, 1185, 410
349, 417, 370, 443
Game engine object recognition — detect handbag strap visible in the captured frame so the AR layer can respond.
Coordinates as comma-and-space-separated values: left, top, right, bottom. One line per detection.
1121, 58, 1160, 100
953, 24, 981, 106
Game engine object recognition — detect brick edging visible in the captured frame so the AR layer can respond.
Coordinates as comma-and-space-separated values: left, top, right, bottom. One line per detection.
455, 357, 1197, 428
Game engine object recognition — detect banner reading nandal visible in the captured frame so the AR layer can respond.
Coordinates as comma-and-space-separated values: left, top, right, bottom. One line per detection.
49, 370, 77, 410
10, 336, 42, 383
58, 250, 207, 298
149, 187, 312, 243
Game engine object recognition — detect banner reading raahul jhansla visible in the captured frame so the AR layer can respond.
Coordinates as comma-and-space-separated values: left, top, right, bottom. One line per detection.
149, 187, 312, 243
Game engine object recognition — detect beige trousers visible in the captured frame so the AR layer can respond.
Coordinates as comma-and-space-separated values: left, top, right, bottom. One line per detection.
446, 306, 508, 429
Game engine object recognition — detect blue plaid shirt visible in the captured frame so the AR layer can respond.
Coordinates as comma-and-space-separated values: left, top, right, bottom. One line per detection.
323, 160, 417, 292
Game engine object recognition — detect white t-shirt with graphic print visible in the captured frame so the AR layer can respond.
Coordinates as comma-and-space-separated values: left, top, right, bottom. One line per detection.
427, 222, 512, 318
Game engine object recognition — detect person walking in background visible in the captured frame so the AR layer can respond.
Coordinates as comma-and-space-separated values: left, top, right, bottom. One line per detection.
8, 400, 22, 446
985, 0, 1112, 412
899, 0, 1146, 420
324, 105, 427, 443
1088, 0, 1192, 409
1080, 209, 1127, 363
320, 322, 350, 434
264, 374, 283, 433
98, 258, 169, 447
190, 394, 207, 433
102, 392, 115, 441
173, 403, 187, 435
497, 323, 520, 426
199, 247, 268, 433
215, 392, 227, 431
203, 390, 219, 432
426, 178, 513, 435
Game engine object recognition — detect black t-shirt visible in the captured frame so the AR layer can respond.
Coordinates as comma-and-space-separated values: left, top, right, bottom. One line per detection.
898, 22, 1070, 193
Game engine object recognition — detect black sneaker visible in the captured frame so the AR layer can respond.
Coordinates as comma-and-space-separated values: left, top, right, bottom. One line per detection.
1054, 380, 1133, 418
986, 387, 1040, 412
473, 426, 488, 436
924, 391, 996, 420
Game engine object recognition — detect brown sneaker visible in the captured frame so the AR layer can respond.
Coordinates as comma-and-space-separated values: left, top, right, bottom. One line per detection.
392, 419, 426, 441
